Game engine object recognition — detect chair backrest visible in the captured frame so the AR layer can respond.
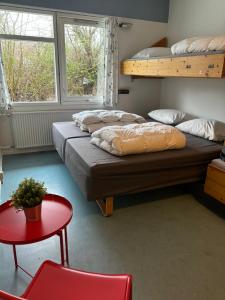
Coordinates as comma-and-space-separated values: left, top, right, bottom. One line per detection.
1, 260, 132, 300
124, 275, 132, 300
0, 290, 25, 300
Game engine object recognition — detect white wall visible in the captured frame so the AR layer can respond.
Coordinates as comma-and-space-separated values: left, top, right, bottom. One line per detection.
117, 17, 167, 116
160, 0, 225, 122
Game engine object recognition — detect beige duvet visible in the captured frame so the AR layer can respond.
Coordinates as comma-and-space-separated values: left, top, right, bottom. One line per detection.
91, 122, 186, 156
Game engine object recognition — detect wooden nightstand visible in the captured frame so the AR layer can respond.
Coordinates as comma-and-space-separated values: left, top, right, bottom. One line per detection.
204, 159, 225, 204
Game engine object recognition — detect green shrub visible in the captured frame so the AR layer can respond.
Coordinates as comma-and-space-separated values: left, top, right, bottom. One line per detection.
11, 178, 47, 210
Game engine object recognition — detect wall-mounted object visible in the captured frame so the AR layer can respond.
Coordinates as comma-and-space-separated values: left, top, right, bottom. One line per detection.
118, 89, 129, 94
118, 22, 133, 30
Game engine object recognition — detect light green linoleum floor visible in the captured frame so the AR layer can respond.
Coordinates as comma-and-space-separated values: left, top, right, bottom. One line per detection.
0, 151, 225, 300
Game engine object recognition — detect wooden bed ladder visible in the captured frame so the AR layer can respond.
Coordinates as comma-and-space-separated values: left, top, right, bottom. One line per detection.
96, 197, 114, 217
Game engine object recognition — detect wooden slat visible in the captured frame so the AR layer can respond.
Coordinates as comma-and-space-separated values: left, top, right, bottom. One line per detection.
121, 53, 225, 78
96, 197, 114, 217
150, 37, 168, 48
131, 75, 164, 80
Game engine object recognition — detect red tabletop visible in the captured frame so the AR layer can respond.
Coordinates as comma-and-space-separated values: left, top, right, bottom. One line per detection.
0, 194, 73, 245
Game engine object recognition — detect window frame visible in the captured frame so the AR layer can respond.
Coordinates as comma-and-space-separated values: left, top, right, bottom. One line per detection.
57, 13, 105, 105
0, 5, 106, 109
0, 6, 60, 106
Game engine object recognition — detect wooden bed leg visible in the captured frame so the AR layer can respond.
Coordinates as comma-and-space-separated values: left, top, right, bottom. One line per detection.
96, 197, 114, 217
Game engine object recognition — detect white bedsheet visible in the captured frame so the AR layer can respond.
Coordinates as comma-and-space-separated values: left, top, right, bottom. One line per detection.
91, 122, 186, 156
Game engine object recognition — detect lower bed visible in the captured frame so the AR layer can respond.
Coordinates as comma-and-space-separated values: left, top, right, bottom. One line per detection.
53, 122, 222, 216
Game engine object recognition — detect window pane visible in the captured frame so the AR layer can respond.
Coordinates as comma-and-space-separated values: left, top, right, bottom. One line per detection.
1, 40, 56, 102
0, 9, 53, 38
64, 23, 104, 97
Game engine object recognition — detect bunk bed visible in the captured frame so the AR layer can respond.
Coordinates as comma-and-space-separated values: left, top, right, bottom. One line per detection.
121, 38, 225, 78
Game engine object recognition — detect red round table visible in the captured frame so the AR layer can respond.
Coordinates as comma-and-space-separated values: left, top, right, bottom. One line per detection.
0, 194, 73, 276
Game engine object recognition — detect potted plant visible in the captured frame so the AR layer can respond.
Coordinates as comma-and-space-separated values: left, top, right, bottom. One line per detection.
11, 178, 47, 222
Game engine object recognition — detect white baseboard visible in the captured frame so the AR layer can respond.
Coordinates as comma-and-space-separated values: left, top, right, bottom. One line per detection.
2, 145, 54, 155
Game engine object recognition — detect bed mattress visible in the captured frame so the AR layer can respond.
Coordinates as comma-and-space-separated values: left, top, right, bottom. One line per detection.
52, 122, 90, 161
127, 50, 225, 61
64, 133, 222, 200
52, 119, 151, 161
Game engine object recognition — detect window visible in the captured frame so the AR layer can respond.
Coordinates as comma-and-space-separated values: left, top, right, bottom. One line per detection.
58, 17, 105, 103
0, 9, 57, 103
0, 7, 107, 106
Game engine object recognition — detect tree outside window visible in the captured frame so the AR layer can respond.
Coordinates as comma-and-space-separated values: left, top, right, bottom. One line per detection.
0, 8, 105, 104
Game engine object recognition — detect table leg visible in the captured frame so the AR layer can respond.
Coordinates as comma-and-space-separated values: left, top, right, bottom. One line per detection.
12, 245, 18, 268
59, 230, 65, 265
64, 227, 69, 265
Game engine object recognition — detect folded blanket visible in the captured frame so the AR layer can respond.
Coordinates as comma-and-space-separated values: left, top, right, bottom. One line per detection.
99, 111, 120, 123
73, 110, 105, 125
91, 122, 186, 156
80, 121, 136, 133
73, 110, 145, 127
113, 111, 145, 123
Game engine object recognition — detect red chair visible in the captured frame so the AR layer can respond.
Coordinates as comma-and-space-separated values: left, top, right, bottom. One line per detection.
0, 260, 132, 300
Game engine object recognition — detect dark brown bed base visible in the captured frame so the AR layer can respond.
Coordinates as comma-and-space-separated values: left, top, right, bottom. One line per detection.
53, 122, 222, 216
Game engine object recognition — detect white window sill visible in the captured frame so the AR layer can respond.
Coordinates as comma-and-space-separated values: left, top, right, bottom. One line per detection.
11, 101, 104, 112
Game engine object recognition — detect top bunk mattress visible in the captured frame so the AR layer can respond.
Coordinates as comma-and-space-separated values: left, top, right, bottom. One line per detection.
126, 50, 225, 61
64, 133, 222, 200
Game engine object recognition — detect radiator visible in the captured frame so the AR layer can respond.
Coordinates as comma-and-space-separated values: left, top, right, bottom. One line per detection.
12, 111, 77, 148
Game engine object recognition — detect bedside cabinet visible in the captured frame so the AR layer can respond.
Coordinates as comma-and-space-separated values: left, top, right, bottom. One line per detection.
204, 159, 225, 204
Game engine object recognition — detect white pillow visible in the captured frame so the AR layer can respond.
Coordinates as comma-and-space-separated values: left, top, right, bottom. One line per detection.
176, 119, 225, 141
148, 109, 186, 125
171, 37, 199, 55
132, 47, 171, 59
208, 35, 225, 51
188, 36, 213, 53
171, 36, 225, 55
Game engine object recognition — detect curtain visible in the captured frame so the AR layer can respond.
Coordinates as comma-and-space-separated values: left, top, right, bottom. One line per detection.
0, 42, 11, 114
103, 17, 118, 108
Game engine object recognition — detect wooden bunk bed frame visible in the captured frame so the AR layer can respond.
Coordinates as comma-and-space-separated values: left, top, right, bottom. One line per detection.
121, 38, 225, 78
